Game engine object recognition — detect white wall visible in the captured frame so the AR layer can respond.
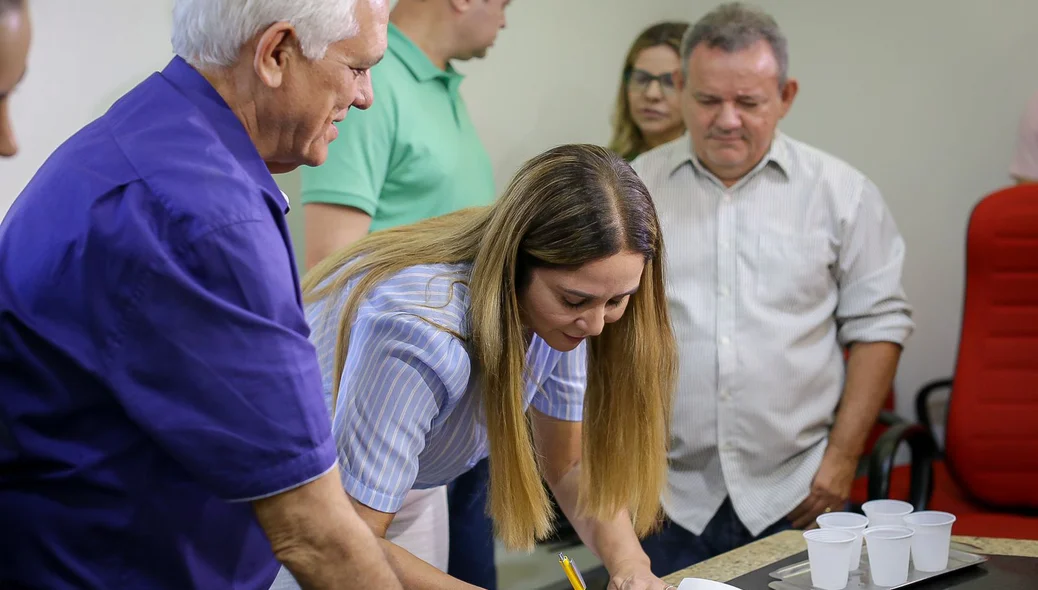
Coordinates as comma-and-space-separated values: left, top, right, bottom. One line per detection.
0, 0, 175, 196
3, 0, 1038, 422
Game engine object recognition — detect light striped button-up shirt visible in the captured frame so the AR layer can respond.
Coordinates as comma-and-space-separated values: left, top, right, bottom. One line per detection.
306, 262, 586, 513
631, 131, 914, 536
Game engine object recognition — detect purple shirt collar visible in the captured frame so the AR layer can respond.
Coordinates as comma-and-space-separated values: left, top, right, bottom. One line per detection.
161, 56, 289, 214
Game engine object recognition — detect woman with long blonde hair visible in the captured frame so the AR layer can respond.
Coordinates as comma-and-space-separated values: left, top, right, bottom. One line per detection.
608, 21, 690, 161
274, 144, 678, 590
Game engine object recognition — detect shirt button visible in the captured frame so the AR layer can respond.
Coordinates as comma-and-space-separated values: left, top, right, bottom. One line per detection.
720, 389, 730, 400
719, 285, 730, 297
720, 336, 731, 346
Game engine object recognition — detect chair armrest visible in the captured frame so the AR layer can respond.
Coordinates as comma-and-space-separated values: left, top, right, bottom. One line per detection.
876, 409, 906, 427
867, 422, 939, 511
915, 378, 953, 432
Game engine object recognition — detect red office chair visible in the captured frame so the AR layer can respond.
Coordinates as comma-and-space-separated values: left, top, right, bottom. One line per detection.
860, 184, 1038, 539
849, 402, 937, 514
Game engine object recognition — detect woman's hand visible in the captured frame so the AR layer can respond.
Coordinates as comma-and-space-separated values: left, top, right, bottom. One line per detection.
607, 560, 676, 590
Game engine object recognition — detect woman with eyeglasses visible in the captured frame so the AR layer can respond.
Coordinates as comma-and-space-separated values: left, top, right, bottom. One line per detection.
608, 22, 690, 162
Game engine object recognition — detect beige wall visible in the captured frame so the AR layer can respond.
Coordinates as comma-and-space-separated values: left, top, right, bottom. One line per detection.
3, 0, 1038, 423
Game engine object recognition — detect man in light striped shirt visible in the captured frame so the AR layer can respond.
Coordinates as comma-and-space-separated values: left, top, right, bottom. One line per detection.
632, 3, 915, 575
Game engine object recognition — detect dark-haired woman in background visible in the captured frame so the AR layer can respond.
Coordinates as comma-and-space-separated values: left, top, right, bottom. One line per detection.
608, 22, 689, 162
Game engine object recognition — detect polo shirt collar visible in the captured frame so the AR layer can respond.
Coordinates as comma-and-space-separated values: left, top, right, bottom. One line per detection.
160, 56, 289, 214
388, 23, 465, 93
668, 130, 793, 183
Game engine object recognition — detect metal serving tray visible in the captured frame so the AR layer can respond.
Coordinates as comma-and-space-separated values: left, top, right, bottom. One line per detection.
766, 547, 988, 589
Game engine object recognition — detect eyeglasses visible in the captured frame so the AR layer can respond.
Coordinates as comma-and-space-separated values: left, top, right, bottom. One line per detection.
625, 68, 678, 96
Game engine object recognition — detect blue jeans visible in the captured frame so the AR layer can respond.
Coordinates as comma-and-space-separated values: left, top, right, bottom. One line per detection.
446, 458, 497, 589
641, 497, 793, 577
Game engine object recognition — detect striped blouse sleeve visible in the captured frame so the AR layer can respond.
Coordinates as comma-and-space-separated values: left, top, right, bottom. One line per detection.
330, 311, 471, 513
531, 341, 586, 422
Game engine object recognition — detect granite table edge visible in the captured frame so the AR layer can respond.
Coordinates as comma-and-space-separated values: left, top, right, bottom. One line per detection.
662, 530, 1038, 585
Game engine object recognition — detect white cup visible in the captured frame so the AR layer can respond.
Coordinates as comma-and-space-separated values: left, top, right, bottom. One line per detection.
803, 528, 856, 590
861, 499, 914, 528
816, 512, 869, 570
863, 526, 915, 586
903, 511, 957, 572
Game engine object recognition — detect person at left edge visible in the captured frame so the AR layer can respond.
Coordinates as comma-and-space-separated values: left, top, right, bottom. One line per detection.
0, 1, 404, 589
0, 0, 31, 157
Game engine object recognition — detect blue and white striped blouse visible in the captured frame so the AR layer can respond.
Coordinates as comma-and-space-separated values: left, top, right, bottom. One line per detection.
306, 262, 587, 514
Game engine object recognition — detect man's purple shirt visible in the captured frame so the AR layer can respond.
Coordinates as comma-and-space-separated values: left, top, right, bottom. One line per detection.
0, 56, 336, 589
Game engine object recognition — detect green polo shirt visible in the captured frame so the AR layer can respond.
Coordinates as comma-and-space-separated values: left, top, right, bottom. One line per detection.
301, 23, 497, 232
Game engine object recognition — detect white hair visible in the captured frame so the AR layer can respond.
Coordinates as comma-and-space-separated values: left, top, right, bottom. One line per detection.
171, 0, 382, 69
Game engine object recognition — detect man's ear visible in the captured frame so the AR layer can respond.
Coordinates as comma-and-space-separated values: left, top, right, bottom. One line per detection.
449, 0, 474, 14
779, 77, 799, 116
253, 22, 298, 89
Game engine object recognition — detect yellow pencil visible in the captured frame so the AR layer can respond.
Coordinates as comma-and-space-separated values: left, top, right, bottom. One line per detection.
558, 553, 586, 590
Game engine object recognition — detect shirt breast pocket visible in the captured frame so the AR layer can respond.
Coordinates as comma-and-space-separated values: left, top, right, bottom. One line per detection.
393, 139, 454, 192
754, 230, 834, 311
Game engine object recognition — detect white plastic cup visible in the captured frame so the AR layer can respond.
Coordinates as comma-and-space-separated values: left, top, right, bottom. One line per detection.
803, 528, 856, 590
863, 526, 915, 586
903, 511, 957, 572
817, 512, 869, 570
861, 499, 914, 528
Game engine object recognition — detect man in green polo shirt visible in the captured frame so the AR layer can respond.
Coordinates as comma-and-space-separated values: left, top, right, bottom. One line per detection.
300, 1, 509, 588
302, 0, 506, 270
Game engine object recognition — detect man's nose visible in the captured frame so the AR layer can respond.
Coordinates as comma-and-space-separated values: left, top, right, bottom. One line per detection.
715, 102, 741, 130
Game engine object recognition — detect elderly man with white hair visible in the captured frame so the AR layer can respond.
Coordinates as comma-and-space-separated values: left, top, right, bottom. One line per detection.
0, 1, 402, 589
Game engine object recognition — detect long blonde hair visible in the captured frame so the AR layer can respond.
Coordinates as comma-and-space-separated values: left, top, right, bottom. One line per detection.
607, 21, 690, 161
303, 144, 677, 551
